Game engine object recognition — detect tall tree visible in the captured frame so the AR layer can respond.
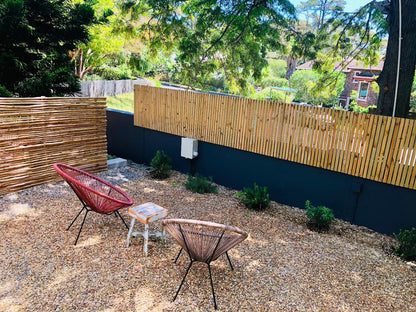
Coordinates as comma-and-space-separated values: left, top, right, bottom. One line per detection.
327, 0, 416, 117
121, 0, 297, 92
70, 0, 130, 80
297, 0, 346, 29
284, 0, 345, 80
0, 0, 95, 96
375, 0, 416, 117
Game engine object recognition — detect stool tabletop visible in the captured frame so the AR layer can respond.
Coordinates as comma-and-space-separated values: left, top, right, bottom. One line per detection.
128, 202, 168, 224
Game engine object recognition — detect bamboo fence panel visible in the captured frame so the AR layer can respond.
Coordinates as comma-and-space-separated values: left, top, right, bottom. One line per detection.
0, 97, 107, 195
134, 85, 416, 190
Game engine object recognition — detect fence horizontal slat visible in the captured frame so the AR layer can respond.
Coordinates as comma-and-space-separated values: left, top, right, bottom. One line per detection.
134, 85, 416, 190
0, 97, 107, 195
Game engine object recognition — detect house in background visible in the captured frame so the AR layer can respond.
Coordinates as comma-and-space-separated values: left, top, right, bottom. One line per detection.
296, 59, 384, 108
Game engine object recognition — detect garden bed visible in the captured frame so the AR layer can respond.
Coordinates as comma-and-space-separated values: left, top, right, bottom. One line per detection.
0, 163, 415, 311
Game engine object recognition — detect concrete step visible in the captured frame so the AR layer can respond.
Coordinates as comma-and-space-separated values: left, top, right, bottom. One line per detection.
107, 157, 127, 170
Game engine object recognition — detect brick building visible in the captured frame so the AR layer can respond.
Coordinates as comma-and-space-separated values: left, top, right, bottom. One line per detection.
296, 59, 384, 108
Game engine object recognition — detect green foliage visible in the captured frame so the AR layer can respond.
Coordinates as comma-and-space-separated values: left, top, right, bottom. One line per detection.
290, 68, 345, 106
100, 65, 134, 80
128, 0, 296, 92
267, 59, 287, 79
348, 90, 377, 114
249, 87, 294, 103
393, 228, 416, 261
0, 86, 13, 97
297, 0, 346, 30
184, 174, 217, 194
236, 183, 270, 211
305, 200, 334, 231
150, 150, 172, 179
290, 69, 320, 103
0, 0, 95, 96
146, 78, 161, 88
409, 75, 416, 111
261, 77, 289, 89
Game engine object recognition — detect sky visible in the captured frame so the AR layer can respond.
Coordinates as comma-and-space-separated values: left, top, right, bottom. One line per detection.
290, 0, 364, 13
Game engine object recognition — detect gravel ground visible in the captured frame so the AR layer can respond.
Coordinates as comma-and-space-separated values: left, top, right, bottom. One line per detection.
0, 164, 415, 312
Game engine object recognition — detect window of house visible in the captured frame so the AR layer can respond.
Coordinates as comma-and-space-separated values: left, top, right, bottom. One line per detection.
358, 82, 369, 100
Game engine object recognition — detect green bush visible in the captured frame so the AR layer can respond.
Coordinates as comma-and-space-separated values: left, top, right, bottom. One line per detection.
150, 150, 172, 179
0, 85, 13, 97
305, 200, 334, 231
393, 228, 416, 261
184, 174, 217, 194
100, 65, 134, 80
236, 183, 270, 211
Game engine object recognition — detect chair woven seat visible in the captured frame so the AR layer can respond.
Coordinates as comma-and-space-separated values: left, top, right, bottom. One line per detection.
54, 163, 133, 244
162, 218, 248, 309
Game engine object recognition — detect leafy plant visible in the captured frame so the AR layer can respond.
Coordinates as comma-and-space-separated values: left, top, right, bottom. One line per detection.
393, 228, 416, 261
150, 150, 171, 179
236, 183, 270, 211
184, 174, 217, 194
0, 85, 12, 97
305, 200, 334, 231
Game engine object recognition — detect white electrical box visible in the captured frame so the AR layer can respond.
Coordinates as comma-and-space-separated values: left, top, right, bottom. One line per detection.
181, 138, 198, 159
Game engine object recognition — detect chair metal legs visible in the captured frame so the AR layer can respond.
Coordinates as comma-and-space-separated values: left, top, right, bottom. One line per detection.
174, 248, 234, 270
174, 248, 183, 263
114, 210, 129, 229
172, 226, 226, 309
172, 260, 218, 310
67, 205, 89, 245
67, 205, 128, 245
207, 264, 217, 310
173, 260, 193, 302
225, 251, 234, 271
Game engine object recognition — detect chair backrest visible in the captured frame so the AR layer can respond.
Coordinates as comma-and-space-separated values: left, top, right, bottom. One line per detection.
53, 163, 133, 214
162, 219, 248, 263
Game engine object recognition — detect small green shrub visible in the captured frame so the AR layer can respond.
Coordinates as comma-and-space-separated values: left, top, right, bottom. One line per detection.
393, 228, 416, 261
184, 174, 217, 194
0, 85, 13, 97
150, 150, 171, 179
305, 200, 334, 231
236, 183, 270, 211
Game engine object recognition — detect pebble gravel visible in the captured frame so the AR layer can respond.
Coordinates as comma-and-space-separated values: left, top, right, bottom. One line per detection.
0, 164, 415, 311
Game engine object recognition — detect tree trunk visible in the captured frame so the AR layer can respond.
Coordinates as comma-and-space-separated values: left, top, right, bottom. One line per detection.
285, 56, 297, 80
376, 0, 416, 117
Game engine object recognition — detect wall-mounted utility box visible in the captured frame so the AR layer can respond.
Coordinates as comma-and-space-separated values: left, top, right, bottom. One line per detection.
181, 138, 198, 159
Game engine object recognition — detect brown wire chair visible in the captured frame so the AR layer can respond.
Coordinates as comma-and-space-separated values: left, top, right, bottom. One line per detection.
53, 163, 134, 245
162, 218, 248, 310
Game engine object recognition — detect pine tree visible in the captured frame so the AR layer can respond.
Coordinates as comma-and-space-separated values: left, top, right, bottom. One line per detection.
0, 0, 95, 96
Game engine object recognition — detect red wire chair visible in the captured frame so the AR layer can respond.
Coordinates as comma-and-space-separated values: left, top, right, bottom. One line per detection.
53, 163, 134, 245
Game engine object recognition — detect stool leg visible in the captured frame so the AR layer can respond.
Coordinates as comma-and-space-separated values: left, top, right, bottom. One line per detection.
162, 225, 166, 246
126, 218, 135, 248
144, 223, 149, 257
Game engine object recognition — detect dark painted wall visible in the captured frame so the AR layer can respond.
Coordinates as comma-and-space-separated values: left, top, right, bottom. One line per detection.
107, 109, 416, 235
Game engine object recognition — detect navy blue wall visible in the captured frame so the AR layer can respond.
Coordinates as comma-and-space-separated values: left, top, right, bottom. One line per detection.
107, 109, 416, 235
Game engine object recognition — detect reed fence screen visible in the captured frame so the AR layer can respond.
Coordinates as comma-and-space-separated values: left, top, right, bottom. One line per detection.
134, 85, 416, 190
0, 97, 108, 195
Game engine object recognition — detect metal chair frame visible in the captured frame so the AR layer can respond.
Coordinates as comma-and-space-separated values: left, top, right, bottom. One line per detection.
54, 163, 133, 245
162, 219, 248, 310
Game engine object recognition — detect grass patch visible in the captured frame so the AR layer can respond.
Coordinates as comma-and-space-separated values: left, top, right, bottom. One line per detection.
106, 92, 134, 113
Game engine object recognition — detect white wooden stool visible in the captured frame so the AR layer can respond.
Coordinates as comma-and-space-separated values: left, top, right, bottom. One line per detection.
126, 202, 168, 257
